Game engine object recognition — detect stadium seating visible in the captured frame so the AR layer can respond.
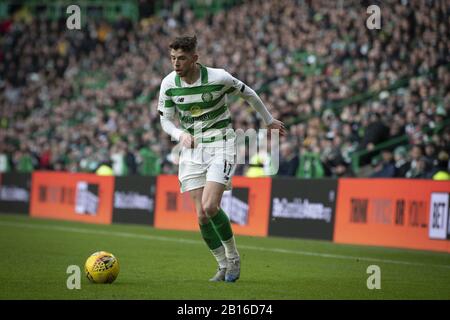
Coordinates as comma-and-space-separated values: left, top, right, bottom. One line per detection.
0, 0, 448, 179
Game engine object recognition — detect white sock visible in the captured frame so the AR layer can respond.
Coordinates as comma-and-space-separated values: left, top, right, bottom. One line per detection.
211, 246, 227, 269
222, 236, 239, 259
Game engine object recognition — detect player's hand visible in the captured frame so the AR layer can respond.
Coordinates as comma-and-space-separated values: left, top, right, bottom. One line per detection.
267, 119, 287, 137
180, 132, 195, 148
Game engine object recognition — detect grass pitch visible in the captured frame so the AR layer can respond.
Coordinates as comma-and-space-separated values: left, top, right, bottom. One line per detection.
0, 213, 449, 300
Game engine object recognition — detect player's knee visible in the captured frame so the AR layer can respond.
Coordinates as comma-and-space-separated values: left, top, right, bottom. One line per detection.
198, 215, 209, 225
202, 200, 219, 217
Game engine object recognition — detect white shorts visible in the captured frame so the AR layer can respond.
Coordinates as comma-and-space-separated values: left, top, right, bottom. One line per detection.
178, 140, 236, 193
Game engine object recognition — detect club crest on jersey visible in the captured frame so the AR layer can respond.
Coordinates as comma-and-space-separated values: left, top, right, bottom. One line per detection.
201, 92, 213, 102
190, 105, 202, 116
177, 97, 184, 103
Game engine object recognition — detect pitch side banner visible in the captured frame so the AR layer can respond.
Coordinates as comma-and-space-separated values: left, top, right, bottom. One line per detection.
334, 179, 450, 253
268, 178, 337, 240
30, 171, 114, 224
154, 175, 271, 237
0, 173, 31, 215
112, 176, 156, 225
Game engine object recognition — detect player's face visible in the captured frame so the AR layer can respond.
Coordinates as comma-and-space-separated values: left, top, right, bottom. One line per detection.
170, 49, 197, 77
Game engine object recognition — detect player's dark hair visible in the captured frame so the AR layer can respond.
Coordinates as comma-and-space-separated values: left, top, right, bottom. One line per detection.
169, 35, 197, 53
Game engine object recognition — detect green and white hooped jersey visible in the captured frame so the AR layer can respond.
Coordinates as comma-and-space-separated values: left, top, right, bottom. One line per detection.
158, 64, 246, 144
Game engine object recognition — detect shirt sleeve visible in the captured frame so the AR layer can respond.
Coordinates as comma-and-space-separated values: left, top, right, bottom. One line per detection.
158, 78, 183, 141
222, 71, 274, 126
157, 79, 176, 119
160, 115, 183, 141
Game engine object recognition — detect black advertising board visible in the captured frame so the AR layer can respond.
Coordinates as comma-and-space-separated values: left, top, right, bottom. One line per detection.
268, 178, 338, 240
112, 176, 156, 225
0, 173, 31, 215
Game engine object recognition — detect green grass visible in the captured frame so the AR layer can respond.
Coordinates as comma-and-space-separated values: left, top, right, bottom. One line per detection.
0, 213, 449, 300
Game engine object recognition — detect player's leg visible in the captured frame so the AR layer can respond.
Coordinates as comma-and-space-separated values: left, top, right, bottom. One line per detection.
189, 187, 227, 281
202, 180, 240, 282
180, 147, 230, 281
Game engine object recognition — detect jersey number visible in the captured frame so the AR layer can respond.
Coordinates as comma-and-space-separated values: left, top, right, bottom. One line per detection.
223, 161, 232, 177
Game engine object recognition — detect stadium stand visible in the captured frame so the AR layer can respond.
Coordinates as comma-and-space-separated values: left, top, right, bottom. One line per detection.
0, 0, 448, 179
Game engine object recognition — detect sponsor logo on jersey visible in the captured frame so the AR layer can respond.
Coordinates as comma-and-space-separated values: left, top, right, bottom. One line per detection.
190, 105, 202, 116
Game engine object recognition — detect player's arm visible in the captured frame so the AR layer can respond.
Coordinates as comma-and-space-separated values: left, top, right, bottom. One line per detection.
224, 72, 286, 136
158, 80, 194, 148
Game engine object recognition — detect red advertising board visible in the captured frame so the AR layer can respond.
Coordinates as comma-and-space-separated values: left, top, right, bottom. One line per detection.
30, 171, 114, 224
154, 175, 272, 237
334, 179, 450, 252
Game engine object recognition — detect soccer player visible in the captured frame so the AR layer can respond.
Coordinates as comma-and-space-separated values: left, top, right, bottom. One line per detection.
158, 35, 286, 282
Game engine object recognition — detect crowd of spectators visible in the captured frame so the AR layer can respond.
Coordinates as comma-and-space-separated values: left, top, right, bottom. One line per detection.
0, 0, 449, 179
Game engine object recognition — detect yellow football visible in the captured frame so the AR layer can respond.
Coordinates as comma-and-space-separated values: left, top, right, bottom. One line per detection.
85, 251, 120, 284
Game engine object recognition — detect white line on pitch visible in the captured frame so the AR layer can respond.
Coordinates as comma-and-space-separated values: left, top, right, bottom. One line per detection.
1, 220, 449, 269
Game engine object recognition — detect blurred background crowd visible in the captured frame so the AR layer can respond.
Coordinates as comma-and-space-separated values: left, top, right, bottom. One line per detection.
0, 0, 449, 179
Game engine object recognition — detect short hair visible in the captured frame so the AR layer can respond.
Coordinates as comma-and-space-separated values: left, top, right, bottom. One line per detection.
169, 35, 197, 53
